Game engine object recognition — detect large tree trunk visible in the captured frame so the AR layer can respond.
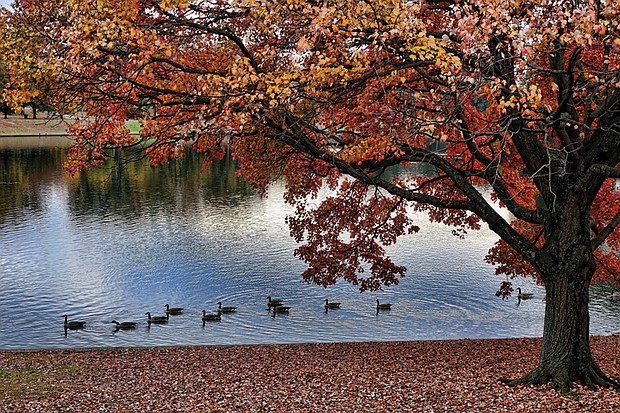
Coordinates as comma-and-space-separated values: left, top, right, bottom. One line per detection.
503, 197, 618, 390
504, 273, 616, 390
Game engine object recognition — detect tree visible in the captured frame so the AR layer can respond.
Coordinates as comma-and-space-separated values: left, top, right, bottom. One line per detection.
2, 0, 620, 390
0, 58, 9, 118
0, 0, 58, 119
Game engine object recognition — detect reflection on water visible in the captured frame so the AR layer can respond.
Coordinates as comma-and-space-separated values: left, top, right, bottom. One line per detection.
0, 140, 619, 350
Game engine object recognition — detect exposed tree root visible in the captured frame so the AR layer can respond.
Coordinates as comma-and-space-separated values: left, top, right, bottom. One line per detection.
501, 364, 619, 392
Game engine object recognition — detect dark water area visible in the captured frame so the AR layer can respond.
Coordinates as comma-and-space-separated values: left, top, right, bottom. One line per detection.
1, 138, 619, 350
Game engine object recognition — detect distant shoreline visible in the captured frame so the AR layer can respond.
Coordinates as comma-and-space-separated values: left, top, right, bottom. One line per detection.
0, 134, 73, 149
0, 133, 69, 137
0, 114, 139, 149
0, 113, 69, 136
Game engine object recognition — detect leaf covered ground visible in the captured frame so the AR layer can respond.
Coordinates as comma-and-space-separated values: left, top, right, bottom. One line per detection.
1, 336, 619, 412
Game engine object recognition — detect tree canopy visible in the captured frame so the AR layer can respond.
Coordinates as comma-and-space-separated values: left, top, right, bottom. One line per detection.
2, 0, 620, 390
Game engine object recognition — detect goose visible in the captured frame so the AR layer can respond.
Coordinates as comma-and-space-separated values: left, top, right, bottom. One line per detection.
517, 287, 534, 300
272, 305, 291, 314
63, 315, 86, 330
376, 299, 392, 310
145, 312, 168, 323
267, 296, 284, 307
324, 299, 341, 309
611, 290, 620, 300
201, 310, 222, 321
111, 320, 137, 330
217, 302, 237, 313
164, 304, 184, 315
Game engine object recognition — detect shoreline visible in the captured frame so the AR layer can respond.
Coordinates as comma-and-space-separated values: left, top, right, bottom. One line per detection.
2, 331, 617, 353
0, 133, 69, 138
0, 335, 544, 354
0, 114, 68, 135
0, 113, 141, 137
0, 115, 74, 149
2, 336, 619, 412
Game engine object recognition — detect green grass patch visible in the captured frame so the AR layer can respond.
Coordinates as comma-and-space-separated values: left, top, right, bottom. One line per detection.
124, 119, 142, 134
0, 367, 48, 398
0, 364, 84, 399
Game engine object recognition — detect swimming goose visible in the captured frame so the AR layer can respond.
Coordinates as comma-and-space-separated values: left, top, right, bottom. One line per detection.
145, 312, 168, 323
164, 304, 184, 315
63, 315, 86, 330
201, 310, 222, 321
217, 302, 237, 313
517, 288, 534, 300
376, 299, 392, 310
324, 299, 341, 309
272, 305, 291, 314
111, 320, 138, 330
267, 296, 284, 307
611, 290, 620, 300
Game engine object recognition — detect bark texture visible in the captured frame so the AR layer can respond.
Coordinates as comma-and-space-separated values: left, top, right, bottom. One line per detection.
504, 198, 619, 390
504, 276, 617, 390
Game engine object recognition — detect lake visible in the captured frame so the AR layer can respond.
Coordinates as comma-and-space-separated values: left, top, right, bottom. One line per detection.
1, 138, 619, 350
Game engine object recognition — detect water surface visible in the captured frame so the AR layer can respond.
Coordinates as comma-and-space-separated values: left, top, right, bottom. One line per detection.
1, 139, 619, 350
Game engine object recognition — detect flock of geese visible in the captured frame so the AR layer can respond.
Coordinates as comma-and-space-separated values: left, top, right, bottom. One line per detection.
62, 297, 394, 333
62, 287, 620, 334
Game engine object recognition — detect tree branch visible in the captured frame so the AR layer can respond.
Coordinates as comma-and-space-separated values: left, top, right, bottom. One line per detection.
588, 164, 620, 178
592, 209, 620, 251
268, 110, 543, 269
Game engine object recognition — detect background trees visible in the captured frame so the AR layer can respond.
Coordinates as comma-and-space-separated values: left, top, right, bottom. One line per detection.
2, 0, 619, 389
0, 59, 9, 118
0, 1, 58, 118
